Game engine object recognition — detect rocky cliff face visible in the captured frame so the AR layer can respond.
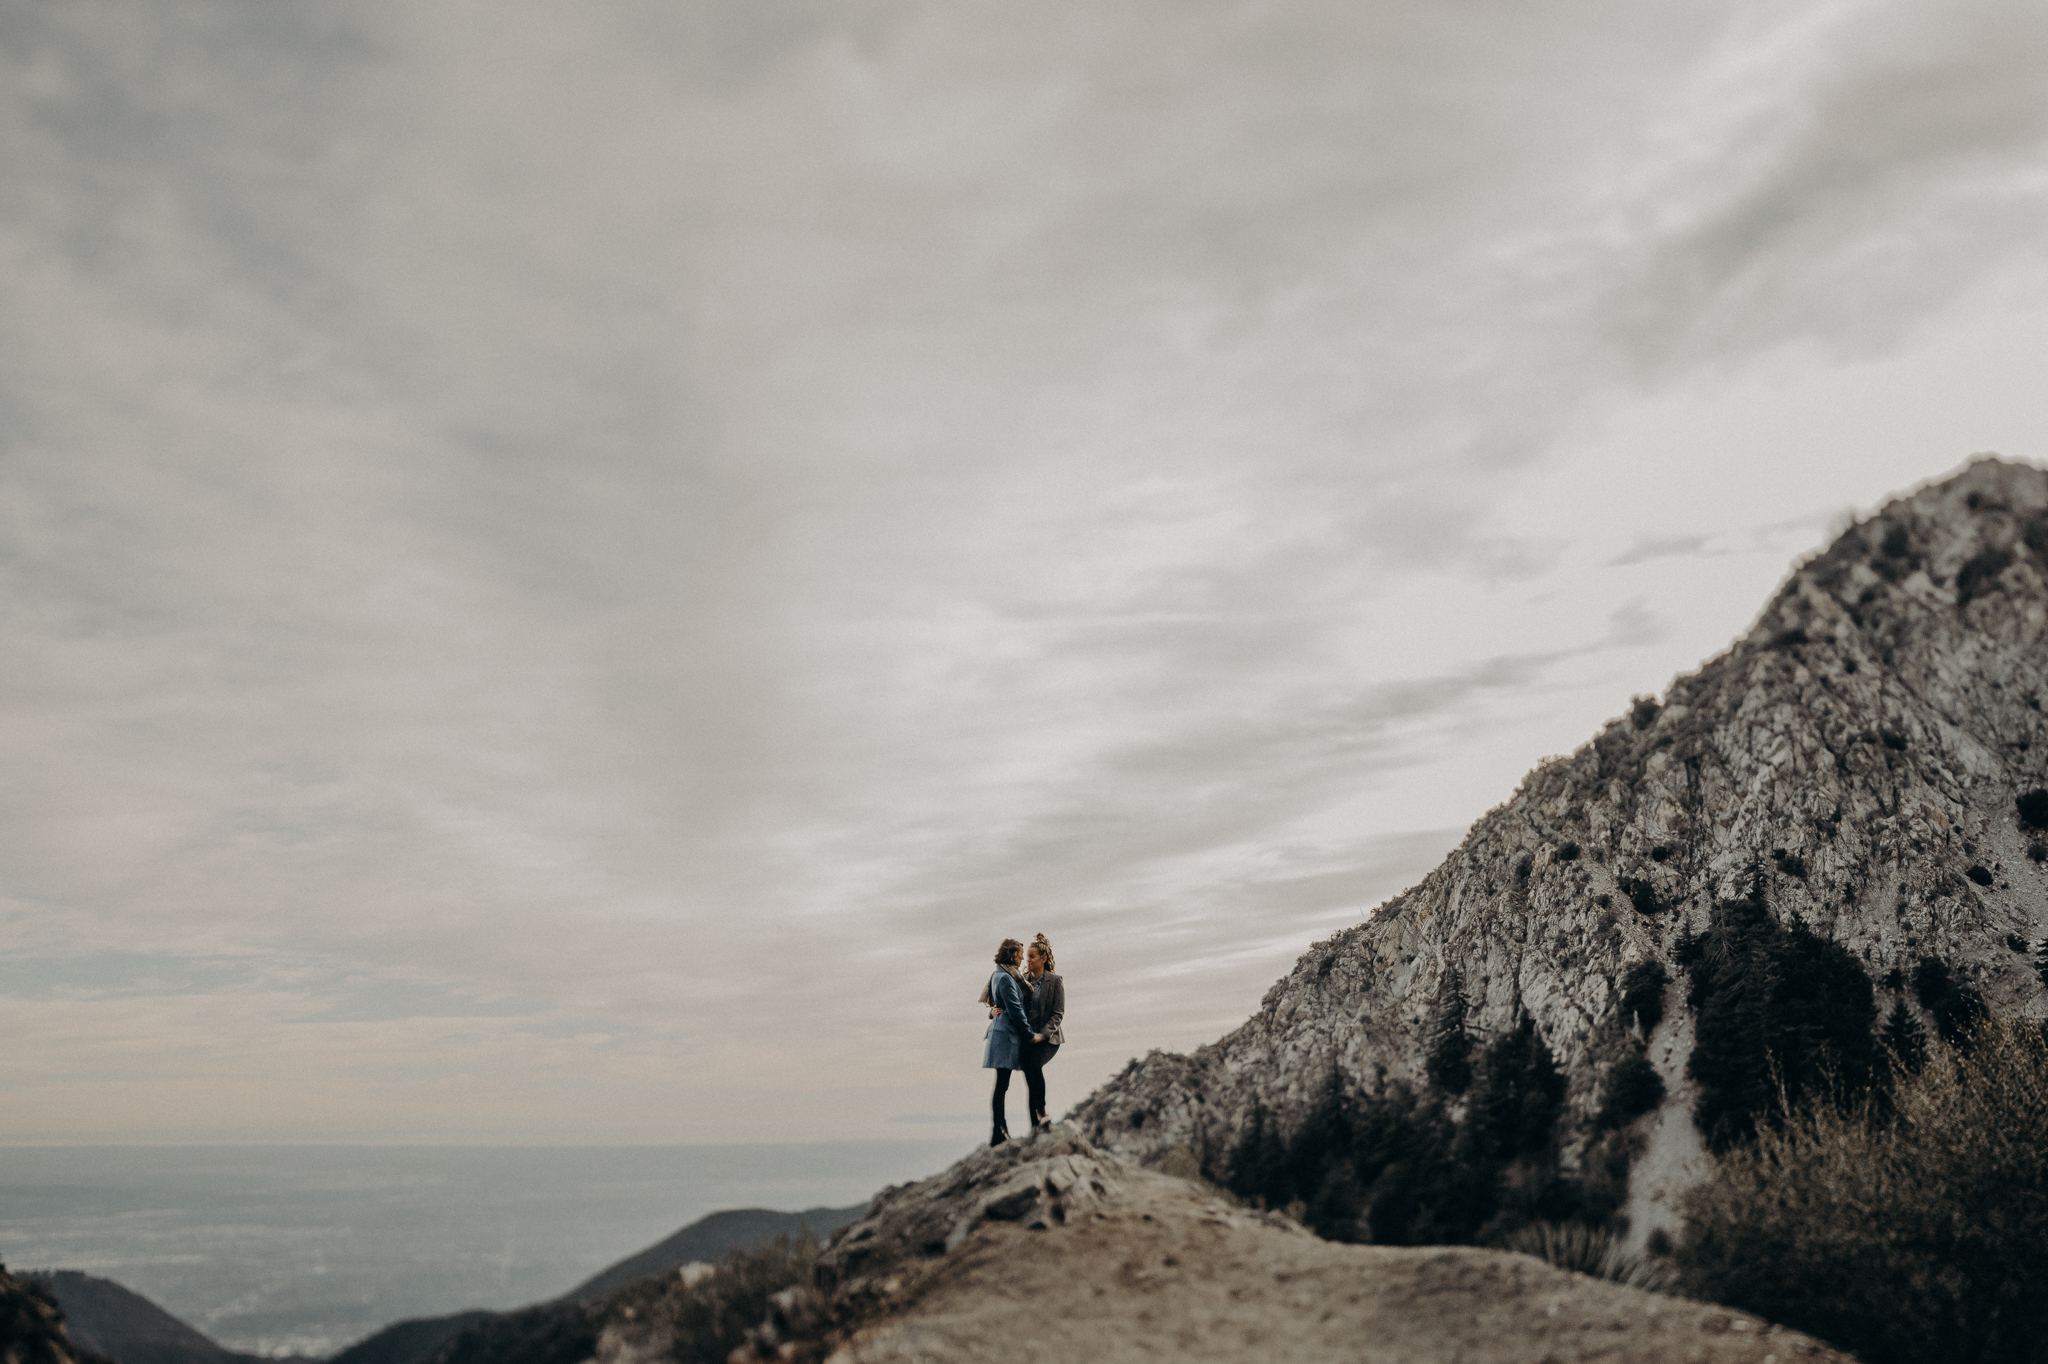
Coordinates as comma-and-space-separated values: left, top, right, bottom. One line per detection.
1070, 456, 2048, 1241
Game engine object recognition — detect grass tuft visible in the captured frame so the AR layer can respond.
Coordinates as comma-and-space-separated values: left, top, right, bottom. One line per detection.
1495, 1220, 1676, 1294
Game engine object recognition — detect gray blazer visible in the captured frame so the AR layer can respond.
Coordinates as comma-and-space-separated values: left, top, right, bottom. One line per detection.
1026, 971, 1065, 1046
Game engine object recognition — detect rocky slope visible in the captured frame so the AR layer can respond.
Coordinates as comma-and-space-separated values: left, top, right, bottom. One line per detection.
590, 1132, 1850, 1364
1070, 456, 2048, 1244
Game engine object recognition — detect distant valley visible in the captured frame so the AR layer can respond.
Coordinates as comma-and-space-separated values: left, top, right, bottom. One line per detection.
14, 1203, 863, 1364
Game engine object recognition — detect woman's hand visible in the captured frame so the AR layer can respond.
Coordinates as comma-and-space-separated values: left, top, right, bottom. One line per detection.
1033, 1034, 1044, 1043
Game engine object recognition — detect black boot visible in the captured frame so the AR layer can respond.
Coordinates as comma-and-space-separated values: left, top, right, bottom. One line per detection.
990, 1119, 1009, 1146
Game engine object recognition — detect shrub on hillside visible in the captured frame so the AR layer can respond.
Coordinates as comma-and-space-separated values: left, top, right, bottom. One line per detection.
1679, 1017, 2048, 1364
1597, 1054, 1666, 1129
2019, 788, 2048, 832
1956, 545, 2014, 606
1912, 956, 1987, 1045
1618, 960, 1669, 1034
2025, 509, 2048, 557
1949, 544, 2015, 602
653, 1234, 820, 1364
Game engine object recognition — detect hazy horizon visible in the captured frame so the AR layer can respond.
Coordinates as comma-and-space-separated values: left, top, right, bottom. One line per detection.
8, 0, 2048, 1144
0, 1140, 967, 1354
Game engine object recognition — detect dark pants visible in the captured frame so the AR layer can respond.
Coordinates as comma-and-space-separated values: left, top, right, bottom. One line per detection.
1021, 1041, 1060, 1120
991, 1067, 1012, 1126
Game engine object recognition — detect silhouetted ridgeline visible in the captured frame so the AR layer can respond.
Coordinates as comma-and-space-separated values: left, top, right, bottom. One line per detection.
320, 1314, 493, 1364
560, 1206, 863, 1303
331, 1202, 862, 1364
1, 1265, 113, 1364
22, 1273, 281, 1364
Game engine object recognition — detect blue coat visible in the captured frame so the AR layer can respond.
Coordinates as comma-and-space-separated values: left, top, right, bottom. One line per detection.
982, 969, 1034, 1069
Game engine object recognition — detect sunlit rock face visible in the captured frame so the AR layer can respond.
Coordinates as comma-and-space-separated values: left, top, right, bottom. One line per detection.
1071, 457, 2048, 1225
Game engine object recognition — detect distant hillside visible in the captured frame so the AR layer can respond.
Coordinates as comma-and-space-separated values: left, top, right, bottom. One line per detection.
561, 1204, 865, 1303
323, 1313, 493, 1364
1, 1265, 111, 1364
21, 1273, 278, 1364
326, 1202, 867, 1364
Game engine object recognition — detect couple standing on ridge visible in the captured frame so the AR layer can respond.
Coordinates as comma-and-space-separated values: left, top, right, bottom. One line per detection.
980, 934, 1065, 1145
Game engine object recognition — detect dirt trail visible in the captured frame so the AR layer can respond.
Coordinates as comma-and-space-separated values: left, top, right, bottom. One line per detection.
810, 1134, 1848, 1364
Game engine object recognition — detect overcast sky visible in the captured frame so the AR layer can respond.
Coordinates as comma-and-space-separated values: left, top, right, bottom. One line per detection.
5, 0, 2048, 1145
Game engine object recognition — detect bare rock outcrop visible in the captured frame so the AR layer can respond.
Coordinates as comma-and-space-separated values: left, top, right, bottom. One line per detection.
821, 1131, 1133, 1281
1070, 456, 2048, 1238
791, 1131, 1851, 1364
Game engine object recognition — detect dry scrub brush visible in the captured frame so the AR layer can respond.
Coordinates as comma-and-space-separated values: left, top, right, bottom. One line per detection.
588, 1233, 822, 1364
1679, 1017, 2048, 1364
1493, 1220, 1676, 1294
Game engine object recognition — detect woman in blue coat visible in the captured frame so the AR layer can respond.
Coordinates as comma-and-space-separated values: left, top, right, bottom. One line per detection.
982, 937, 1041, 1145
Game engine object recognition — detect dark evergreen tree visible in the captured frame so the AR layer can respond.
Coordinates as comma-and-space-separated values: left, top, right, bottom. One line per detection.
1349, 1086, 1490, 1246
1619, 960, 1671, 1034
1596, 1053, 1666, 1128
1424, 972, 1473, 1094
1878, 996, 1928, 1080
1682, 888, 1877, 1151
1462, 1014, 1566, 1162
1912, 956, 1987, 1045
1226, 1103, 1290, 1210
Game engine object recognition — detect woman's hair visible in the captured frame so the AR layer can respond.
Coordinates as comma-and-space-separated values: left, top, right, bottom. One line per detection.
1030, 933, 1055, 972
994, 938, 1025, 968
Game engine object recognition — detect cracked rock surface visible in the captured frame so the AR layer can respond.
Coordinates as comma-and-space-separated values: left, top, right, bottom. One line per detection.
1068, 458, 2048, 1229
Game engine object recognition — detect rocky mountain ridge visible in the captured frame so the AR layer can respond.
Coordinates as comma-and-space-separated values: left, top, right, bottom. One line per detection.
1070, 456, 2048, 1243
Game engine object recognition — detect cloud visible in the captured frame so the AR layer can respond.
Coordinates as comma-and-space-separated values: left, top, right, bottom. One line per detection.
1609, 535, 1715, 568
3, 0, 2048, 1140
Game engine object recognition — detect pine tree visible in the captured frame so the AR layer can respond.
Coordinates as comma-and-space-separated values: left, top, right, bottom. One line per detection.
1620, 959, 1671, 1034
1879, 996, 1928, 1079
1227, 1103, 1289, 1210
1425, 974, 1473, 1094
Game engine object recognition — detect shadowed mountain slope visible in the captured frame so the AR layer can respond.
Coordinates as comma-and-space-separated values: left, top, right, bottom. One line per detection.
561, 1206, 865, 1304
2, 1266, 111, 1364
323, 1313, 495, 1364
334, 1203, 869, 1364
21, 1273, 280, 1364
1069, 456, 2048, 1242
